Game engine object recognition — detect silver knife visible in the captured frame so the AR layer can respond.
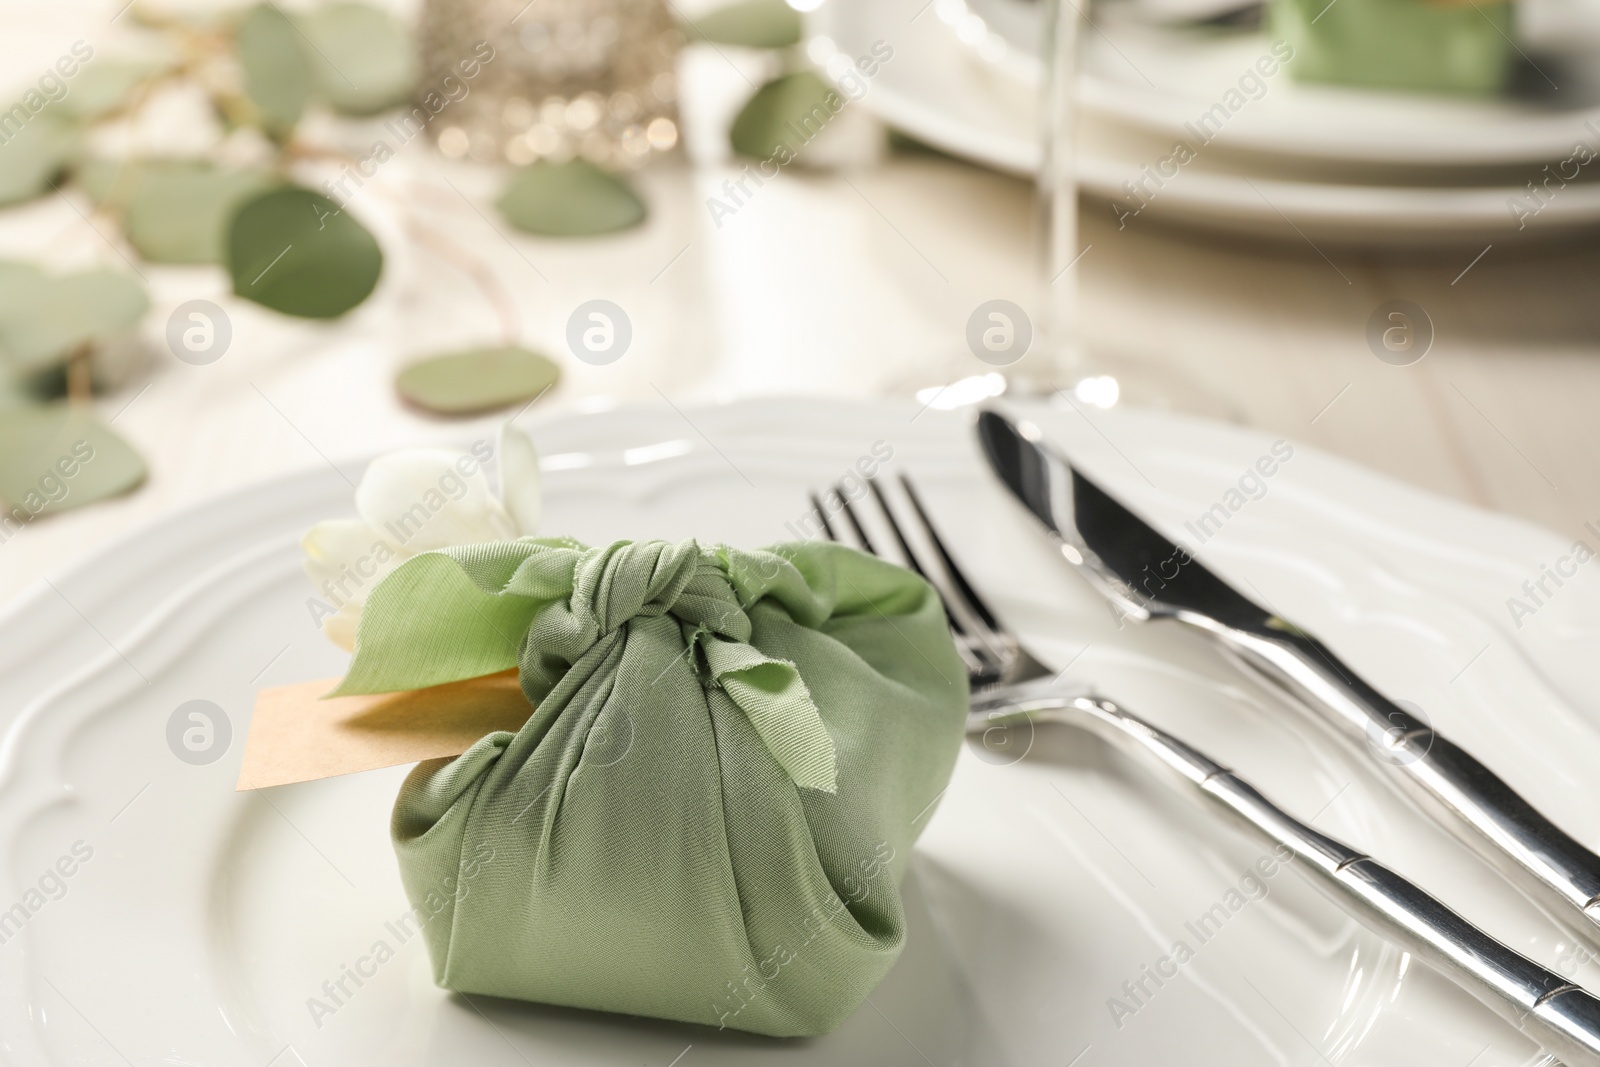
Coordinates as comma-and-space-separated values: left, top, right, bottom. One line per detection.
977, 409, 1600, 955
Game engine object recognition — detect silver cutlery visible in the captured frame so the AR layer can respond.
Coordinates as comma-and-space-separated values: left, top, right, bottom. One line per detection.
808, 472, 1600, 1067
977, 408, 1600, 961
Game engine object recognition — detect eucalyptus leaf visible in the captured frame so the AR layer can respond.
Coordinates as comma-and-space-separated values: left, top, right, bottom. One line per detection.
0, 265, 50, 368
0, 268, 148, 374
227, 186, 382, 318
236, 3, 311, 131
689, 0, 802, 48
73, 157, 128, 205
729, 71, 839, 161
2, 336, 139, 402
0, 261, 44, 287
130, 162, 278, 263
396, 346, 561, 415
0, 346, 36, 409
497, 160, 646, 237
76, 159, 278, 263
299, 2, 417, 115
0, 111, 80, 207
0, 402, 146, 518
0, 379, 28, 411
58, 60, 168, 119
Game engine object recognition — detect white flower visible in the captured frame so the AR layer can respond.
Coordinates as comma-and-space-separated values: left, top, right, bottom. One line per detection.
303, 423, 542, 651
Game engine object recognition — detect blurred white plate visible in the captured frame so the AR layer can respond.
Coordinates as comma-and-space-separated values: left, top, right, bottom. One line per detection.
815, 0, 1600, 242
913, 0, 1600, 167
3, 398, 1600, 1065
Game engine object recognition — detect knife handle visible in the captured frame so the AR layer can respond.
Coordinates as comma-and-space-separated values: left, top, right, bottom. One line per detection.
972, 686, 1600, 1067
1210, 622, 1600, 953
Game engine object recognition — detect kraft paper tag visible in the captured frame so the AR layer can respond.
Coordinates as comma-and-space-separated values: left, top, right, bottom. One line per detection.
237, 670, 534, 791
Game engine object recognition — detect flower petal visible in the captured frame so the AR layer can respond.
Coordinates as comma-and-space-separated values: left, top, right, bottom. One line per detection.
355, 448, 515, 553
322, 601, 361, 652
301, 519, 402, 608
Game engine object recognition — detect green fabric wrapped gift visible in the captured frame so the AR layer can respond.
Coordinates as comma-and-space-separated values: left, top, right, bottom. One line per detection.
334, 536, 969, 1036
1271, 0, 1515, 94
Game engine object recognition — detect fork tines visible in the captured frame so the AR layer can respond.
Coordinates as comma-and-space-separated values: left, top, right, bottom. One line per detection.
806, 475, 1043, 690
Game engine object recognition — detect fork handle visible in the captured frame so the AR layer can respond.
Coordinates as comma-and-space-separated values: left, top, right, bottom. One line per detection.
971, 686, 1600, 1067
1205, 622, 1600, 956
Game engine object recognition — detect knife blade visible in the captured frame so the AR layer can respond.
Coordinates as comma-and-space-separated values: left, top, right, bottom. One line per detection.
977, 408, 1600, 954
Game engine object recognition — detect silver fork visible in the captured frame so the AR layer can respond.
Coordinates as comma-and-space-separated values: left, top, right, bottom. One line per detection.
807, 474, 1600, 1067
812, 477, 1052, 691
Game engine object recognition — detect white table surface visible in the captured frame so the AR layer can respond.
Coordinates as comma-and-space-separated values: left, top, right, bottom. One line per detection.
3, 1, 1599, 607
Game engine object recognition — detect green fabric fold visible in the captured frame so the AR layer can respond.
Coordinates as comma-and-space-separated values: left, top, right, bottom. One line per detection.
361, 537, 968, 1036
1272, 0, 1514, 94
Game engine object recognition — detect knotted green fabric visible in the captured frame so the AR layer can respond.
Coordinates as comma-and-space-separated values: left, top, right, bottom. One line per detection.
337, 537, 968, 1036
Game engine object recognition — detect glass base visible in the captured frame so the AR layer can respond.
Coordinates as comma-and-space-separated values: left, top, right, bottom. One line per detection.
898, 347, 1245, 424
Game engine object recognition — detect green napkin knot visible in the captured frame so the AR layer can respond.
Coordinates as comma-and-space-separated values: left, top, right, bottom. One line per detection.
336, 536, 839, 791
382, 537, 970, 1036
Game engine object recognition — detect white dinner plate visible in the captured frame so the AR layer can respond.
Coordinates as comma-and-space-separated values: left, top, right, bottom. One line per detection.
3, 398, 1600, 1065
815, 0, 1600, 242
916, 0, 1600, 167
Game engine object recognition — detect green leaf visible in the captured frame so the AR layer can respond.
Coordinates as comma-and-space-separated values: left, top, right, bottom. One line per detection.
497, 160, 647, 237
0, 402, 146, 517
332, 546, 547, 696
299, 2, 417, 115
73, 158, 128, 205
0, 381, 28, 411
236, 3, 311, 131
76, 159, 279, 263
729, 71, 838, 161
0, 111, 80, 207
58, 60, 168, 120
227, 186, 382, 318
133, 162, 279, 264
396, 346, 561, 416
0, 261, 44, 288
0, 268, 149, 373
689, 0, 802, 48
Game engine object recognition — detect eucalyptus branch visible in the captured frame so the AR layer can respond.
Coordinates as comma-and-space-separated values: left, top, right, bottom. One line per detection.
403, 212, 522, 348
281, 142, 523, 346
66, 343, 94, 404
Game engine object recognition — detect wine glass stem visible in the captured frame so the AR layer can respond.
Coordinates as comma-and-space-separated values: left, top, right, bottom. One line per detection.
1022, 0, 1084, 394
